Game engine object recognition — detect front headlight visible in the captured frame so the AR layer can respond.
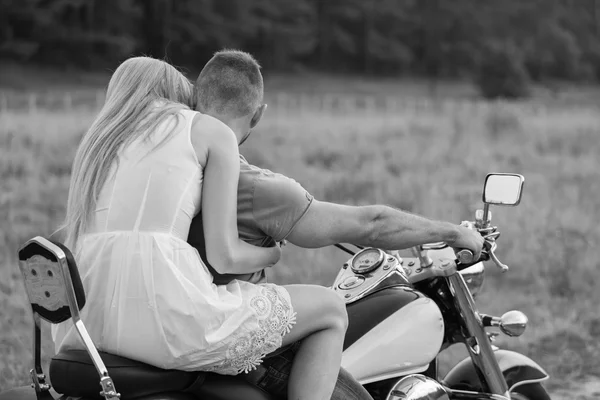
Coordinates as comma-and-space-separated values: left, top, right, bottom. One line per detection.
459, 262, 485, 298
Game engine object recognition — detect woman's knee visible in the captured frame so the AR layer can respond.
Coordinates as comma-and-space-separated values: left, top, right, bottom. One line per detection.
285, 284, 348, 333
320, 288, 348, 332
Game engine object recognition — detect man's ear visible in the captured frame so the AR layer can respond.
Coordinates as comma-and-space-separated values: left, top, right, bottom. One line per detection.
250, 104, 267, 129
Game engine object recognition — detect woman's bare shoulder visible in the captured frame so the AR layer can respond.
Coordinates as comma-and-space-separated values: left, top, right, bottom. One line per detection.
189, 112, 237, 167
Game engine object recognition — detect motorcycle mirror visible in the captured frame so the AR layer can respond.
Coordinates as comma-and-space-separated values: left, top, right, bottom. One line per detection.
482, 173, 524, 206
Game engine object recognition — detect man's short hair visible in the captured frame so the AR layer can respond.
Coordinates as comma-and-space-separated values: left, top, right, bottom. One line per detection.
195, 50, 264, 118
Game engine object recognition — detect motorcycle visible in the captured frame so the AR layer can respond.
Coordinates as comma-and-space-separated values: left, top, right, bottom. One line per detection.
0, 172, 550, 400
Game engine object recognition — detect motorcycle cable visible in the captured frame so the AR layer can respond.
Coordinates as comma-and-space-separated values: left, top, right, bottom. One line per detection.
334, 243, 356, 256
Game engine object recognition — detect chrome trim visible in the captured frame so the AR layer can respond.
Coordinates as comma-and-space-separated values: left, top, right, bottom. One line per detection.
358, 364, 430, 386
333, 254, 410, 304
482, 173, 525, 207
345, 268, 408, 304
29, 312, 51, 393
386, 375, 450, 400
446, 273, 509, 395
446, 388, 509, 400
411, 246, 434, 268
29, 369, 51, 393
404, 256, 458, 284
24, 237, 121, 400
351, 248, 385, 274
421, 242, 448, 250
488, 311, 528, 337
459, 262, 485, 298
509, 376, 549, 393
482, 203, 492, 228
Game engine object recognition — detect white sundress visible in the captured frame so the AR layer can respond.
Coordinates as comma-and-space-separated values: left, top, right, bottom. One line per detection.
51, 108, 297, 374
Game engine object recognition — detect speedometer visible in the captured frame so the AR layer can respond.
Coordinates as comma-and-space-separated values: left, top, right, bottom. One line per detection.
351, 248, 385, 274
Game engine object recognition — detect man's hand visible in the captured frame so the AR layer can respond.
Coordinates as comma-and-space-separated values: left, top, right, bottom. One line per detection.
446, 224, 485, 261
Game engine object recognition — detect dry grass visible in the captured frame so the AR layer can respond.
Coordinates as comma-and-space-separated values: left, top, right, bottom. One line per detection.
1, 90, 600, 393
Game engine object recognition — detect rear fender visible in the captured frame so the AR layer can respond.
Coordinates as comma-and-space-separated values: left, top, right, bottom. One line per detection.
443, 349, 549, 393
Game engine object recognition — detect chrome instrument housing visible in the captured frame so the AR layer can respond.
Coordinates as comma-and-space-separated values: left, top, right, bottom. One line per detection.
351, 248, 385, 274
333, 248, 410, 304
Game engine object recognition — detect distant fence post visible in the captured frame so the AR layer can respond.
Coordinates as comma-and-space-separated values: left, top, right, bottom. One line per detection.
0, 92, 7, 114
365, 96, 376, 115
63, 92, 72, 111
273, 92, 288, 118
385, 96, 397, 114
322, 94, 333, 114
28, 93, 37, 114
300, 93, 311, 115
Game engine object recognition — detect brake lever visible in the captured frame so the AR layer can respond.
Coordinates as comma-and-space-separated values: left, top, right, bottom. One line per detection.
485, 240, 509, 272
483, 231, 501, 241
478, 226, 498, 235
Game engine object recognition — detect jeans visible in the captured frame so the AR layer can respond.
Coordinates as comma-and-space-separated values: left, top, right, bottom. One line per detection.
244, 341, 374, 400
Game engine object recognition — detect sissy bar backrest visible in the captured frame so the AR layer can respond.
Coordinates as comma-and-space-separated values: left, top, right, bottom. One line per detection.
17, 236, 120, 400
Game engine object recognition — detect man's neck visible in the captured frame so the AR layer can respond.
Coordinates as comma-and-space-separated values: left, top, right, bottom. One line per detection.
205, 112, 246, 144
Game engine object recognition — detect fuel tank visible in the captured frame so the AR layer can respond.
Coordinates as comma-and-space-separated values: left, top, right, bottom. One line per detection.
341, 286, 444, 385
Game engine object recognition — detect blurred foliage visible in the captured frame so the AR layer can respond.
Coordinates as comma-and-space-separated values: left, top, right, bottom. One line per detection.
1, 0, 600, 97
475, 42, 532, 99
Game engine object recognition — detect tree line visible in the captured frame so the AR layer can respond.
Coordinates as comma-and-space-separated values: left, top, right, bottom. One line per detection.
2, 0, 600, 97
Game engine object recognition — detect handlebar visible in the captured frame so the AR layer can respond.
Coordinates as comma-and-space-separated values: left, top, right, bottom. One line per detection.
336, 213, 509, 273
453, 228, 508, 272
455, 249, 476, 264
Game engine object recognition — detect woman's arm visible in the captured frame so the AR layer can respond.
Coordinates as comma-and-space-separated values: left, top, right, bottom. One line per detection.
192, 114, 281, 275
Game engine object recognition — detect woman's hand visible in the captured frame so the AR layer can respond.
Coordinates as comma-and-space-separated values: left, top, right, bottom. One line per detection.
266, 243, 283, 268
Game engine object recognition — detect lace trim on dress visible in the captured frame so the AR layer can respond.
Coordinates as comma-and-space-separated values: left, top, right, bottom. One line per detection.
203, 284, 296, 375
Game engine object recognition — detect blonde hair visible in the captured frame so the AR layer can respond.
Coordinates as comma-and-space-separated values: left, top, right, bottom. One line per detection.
61, 56, 194, 249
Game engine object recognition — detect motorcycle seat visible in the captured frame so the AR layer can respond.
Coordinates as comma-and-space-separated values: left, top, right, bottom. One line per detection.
50, 350, 198, 399
50, 350, 274, 400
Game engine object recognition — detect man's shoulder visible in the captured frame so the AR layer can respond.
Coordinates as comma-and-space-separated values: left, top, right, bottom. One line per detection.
237, 157, 314, 242
238, 156, 296, 188
237, 156, 313, 209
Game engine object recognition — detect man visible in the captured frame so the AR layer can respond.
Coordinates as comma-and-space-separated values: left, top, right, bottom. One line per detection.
189, 50, 484, 399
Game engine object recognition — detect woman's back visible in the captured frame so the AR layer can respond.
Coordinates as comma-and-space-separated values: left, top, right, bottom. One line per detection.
90, 108, 201, 240
52, 108, 214, 366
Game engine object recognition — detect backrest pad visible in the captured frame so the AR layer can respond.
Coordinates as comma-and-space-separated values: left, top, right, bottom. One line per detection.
18, 237, 86, 324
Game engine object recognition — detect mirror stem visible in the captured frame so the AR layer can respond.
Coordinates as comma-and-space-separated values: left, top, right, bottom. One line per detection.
482, 203, 491, 227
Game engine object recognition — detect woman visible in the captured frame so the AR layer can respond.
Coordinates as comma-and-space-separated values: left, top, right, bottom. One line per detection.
52, 56, 348, 400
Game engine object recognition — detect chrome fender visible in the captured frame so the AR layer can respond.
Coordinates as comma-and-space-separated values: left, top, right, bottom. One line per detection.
442, 349, 549, 393
386, 375, 450, 400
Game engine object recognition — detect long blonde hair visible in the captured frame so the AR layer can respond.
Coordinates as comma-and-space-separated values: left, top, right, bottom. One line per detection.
61, 56, 194, 249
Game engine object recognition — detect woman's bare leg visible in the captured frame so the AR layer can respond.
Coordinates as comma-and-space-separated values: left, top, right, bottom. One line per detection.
280, 284, 348, 400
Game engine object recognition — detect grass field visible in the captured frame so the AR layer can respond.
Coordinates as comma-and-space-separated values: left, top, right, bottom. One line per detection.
1, 75, 600, 397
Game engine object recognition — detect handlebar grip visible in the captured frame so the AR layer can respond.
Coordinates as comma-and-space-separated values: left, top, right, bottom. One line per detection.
455, 249, 475, 264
